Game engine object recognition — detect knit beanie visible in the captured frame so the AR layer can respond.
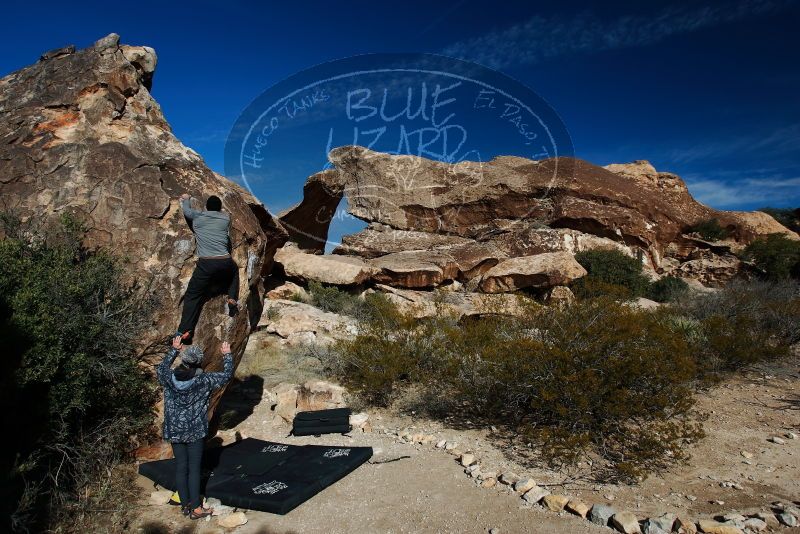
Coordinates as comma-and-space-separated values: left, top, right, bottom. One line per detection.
181, 345, 204, 367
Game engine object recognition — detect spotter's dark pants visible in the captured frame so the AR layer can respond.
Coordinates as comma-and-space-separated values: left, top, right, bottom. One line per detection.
171, 439, 204, 510
178, 256, 239, 336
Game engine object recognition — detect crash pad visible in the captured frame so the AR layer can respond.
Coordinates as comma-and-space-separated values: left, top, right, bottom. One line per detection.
138, 438, 372, 514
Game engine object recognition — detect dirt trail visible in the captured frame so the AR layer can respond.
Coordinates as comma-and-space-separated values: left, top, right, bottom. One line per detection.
133, 429, 606, 533
133, 360, 799, 533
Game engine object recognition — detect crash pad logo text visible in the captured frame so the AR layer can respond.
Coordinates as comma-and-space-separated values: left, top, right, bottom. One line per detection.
262, 445, 289, 453
323, 448, 351, 458
252, 481, 288, 495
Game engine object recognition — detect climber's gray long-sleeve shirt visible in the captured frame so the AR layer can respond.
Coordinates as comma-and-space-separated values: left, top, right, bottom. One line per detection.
180, 197, 231, 258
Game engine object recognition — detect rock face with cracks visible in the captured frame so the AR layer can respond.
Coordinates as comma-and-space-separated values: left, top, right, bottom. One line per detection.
278, 145, 796, 289
0, 34, 288, 450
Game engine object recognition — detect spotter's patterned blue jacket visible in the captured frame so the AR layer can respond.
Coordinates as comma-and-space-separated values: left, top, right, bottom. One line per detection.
157, 347, 234, 443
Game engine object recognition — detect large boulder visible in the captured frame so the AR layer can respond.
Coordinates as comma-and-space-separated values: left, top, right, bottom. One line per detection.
257, 299, 358, 346
275, 244, 375, 285
0, 35, 287, 443
478, 252, 587, 293
373, 284, 530, 319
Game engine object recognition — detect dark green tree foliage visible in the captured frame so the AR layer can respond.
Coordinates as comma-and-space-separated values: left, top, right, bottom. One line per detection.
687, 218, 730, 241
0, 215, 156, 532
742, 233, 800, 280
572, 249, 651, 299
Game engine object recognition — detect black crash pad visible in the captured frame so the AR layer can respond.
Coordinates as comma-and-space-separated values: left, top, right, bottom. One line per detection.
138, 438, 372, 514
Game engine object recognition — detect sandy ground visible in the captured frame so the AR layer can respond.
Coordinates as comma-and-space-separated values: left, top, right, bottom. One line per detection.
132, 359, 799, 533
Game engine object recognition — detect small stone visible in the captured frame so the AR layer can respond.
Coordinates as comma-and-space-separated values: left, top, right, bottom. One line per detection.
722, 519, 745, 530
513, 478, 536, 493
753, 512, 779, 528
786, 432, 797, 440
218, 511, 248, 528
542, 494, 570, 512
436, 439, 447, 448
489, 529, 499, 534
565, 499, 591, 518
740, 451, 754, 459
722, 514, 746, 523
674, 516, 698, 534
481, 478, 497, 488
642, 522, 668, 534
611, 511, 642, 534
522, 486, 550, 504
205, 497, 235, 516
460, 453, 476, 467
605, 493, 617, 501
645, 513, 676, 533
712, 500, 725, 506
444, 441, 458, 450
499, 472, 519, 485
589, 504, 617, 527
686, 495, 698, 502
697, 519, 743, 534
349, 412, 369, 430
149, 489, 174, 505
742, 518, 767, 532
778, 513, 798, 527
768, 436, 786, 445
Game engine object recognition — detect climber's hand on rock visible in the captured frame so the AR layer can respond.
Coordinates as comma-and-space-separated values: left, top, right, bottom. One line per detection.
221, 342, 231, 354
180, 193, 190, 201
172, 335, 183, 350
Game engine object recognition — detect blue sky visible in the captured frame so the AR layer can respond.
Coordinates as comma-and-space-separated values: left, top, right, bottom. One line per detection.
2, 0, 799, 222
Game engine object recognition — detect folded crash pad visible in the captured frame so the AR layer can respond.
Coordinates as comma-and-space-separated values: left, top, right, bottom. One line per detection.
138, 438, 372, 514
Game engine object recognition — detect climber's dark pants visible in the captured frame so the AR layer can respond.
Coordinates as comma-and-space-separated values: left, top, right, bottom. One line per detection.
178, 256, 239, 336
172, 439, 204, 509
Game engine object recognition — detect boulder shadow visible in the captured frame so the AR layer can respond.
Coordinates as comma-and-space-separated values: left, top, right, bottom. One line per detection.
212, 374, 265, 431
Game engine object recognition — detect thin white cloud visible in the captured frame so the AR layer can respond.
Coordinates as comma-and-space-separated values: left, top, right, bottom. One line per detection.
685, 173, 800, 208
667, 124, 800, 163
441, 0, 793, 69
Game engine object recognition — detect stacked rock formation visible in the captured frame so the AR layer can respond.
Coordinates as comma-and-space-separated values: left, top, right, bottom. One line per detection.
276, 146, 796, 292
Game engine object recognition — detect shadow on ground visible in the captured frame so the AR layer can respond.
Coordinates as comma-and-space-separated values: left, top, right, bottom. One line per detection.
214, 375, 265, 430
140, 520, 298, 534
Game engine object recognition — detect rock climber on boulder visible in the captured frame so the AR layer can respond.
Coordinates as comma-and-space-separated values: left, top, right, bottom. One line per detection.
176, 193, 239, 342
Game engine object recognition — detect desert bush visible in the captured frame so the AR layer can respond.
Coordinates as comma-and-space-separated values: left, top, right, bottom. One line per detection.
0, 215, 156, 533
648, 276, 689, 303
688, 218, 730, 241
328, 297, 704, 482
573, 249, 650, 299
742, 233, 800, 280
679, 279, 799, 376
307, 281, 392, 322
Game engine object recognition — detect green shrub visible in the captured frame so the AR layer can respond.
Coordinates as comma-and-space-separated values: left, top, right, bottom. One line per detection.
307, 281, 391, 322
680, 279, 799, 376
327, 297, 704, 482
573, 249, 650, 299
648, 276, 690, 303
0, 215, 155, 533
742, 233, 800, 280
688, 218, 730, 241
572, 277, 634, 300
